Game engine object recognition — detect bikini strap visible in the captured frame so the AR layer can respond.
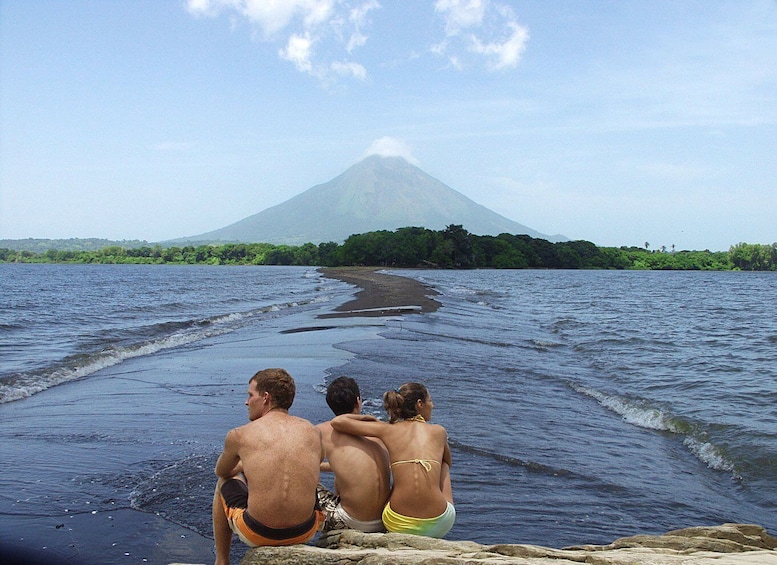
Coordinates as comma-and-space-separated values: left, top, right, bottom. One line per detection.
390, 459, 439, 472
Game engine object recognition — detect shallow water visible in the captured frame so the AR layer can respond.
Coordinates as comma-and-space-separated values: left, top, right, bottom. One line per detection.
1, 264, 775, 563
377, 269, 777, 544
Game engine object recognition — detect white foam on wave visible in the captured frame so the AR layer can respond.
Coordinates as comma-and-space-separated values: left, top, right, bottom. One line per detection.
683, 437, 737, 473
310, 294, 334, 304
0, 301, 306, 404
532, 339, 563, 349
570, 382, 738, 474
0, 325, 234, 403
448, 285, 478, 296
571, 383, 677, 431
210, 312, 246, 325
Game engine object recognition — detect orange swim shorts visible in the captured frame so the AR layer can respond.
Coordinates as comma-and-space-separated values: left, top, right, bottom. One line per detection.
220, 478, 323, 547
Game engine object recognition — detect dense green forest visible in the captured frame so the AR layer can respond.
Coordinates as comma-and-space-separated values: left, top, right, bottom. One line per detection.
1, 226, 775, 271
0, 237, 149, 252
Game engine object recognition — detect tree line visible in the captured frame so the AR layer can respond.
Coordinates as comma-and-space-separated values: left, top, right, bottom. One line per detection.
1, 225, 774, 271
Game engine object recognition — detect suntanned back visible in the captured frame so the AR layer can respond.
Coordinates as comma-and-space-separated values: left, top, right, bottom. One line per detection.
380, 422, 450, 518
238, 411, 323, 528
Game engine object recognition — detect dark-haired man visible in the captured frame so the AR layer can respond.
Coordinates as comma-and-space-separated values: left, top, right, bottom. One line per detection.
316, 376, 390, 532
212, 368, 324, 565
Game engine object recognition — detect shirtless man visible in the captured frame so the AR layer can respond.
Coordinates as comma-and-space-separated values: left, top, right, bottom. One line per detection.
212, 368, 324, 565
316, 376, 391, 532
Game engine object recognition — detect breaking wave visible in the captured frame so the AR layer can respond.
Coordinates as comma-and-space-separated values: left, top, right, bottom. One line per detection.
0, 300, 316, 404
569, 382, 738, 475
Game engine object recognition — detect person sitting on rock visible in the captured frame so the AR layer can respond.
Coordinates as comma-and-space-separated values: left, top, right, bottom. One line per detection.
212, 368, 324, 565
331, 382, 455, 538
316, 376, 391, 532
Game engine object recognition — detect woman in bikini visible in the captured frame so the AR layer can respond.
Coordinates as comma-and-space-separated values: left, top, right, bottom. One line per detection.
330, 382, 454, 538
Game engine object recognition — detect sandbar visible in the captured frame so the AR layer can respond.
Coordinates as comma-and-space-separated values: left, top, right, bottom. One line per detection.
318, 267, 440, 318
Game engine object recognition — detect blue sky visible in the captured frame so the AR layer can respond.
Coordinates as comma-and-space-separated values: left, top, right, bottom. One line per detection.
1, 0, 775, 251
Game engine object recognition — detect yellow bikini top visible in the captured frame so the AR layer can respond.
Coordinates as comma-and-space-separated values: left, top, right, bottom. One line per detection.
391, 414, 440, 471
390, 459, 440, 472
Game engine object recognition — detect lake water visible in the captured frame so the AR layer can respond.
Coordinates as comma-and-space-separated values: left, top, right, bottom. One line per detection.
1, 264, 775, 563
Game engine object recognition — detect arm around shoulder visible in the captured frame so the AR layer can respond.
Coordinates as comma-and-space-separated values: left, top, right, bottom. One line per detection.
330, 413, 384, 437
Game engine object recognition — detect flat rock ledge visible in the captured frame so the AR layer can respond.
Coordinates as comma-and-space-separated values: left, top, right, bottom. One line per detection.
241, 523, 777, 565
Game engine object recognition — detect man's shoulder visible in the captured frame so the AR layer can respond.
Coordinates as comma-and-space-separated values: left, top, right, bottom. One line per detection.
315, 420, 333, 431
230, 418, 263, 436
240, 414, 319, 442
273, 413, 320, 437
229, 420, 254, 434
287, 413, 318, 428
223, 421, 254, 446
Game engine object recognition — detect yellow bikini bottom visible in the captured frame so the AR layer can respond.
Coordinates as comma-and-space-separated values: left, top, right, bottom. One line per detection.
381, 501, 455, 538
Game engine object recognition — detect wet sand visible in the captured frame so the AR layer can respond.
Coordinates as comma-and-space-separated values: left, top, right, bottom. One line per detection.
318, 267, 440, 318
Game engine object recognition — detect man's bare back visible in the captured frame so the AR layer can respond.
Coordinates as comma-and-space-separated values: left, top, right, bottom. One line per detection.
317, 420, 390, 521
234, 410, 322, 527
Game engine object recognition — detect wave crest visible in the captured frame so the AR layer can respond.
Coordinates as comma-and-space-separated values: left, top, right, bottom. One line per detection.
569, 382, 738, 475
0, 300, 312, 404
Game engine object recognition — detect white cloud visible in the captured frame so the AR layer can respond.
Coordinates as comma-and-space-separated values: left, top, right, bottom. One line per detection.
350, 0, 380, 25
188, 1, 525, 77
435, 0, 484, 35
186, 0, 298, 37
185, 0, 216, 17
364, 137, 419, 164
470, 21, 529, 70
303, 0, 336, 28
433, 0, 529, 70
187, 0, 378, 82
279, 33, 314, 73
346, 31, 367, 52
331, 60, 367, 80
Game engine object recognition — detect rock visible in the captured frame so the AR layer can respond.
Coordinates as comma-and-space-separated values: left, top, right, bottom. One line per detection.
566, 523, 777, 554
240, 524, 777, 565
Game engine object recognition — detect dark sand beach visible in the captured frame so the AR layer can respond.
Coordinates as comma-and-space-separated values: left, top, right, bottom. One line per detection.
318, 267, 440, 317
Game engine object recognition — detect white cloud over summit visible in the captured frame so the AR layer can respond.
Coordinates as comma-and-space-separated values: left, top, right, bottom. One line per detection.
364, 137, 419, 165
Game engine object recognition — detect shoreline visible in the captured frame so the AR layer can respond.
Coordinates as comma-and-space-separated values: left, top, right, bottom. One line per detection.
318, 267, 440, 318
